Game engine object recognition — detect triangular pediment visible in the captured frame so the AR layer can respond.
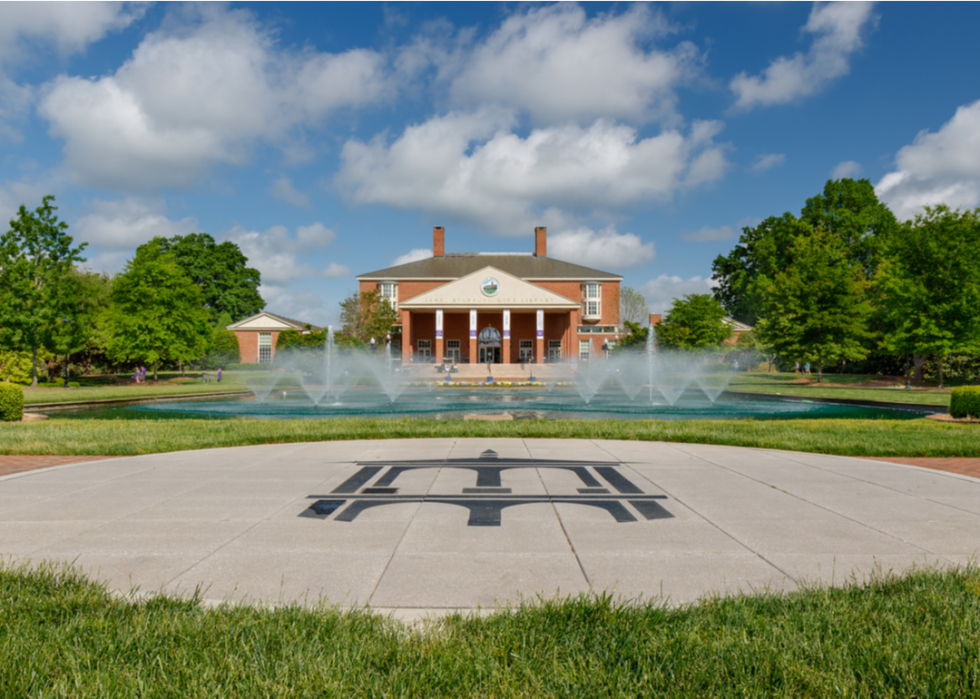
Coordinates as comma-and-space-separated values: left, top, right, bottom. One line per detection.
227, 312, 315, 331
399, 266, 580, 309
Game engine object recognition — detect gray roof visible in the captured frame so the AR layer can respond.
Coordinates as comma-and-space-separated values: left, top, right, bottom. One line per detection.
358, 253, 622, 281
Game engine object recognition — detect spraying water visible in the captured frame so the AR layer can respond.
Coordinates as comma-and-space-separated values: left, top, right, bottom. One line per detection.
243, 323, 734, 410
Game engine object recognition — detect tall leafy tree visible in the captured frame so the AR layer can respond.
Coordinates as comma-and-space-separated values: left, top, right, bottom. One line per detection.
711, 213, 813, 325
0, 196, 87, 386
150, 233, 264, 322
712, 179, 896, 325
875, 206, 980, 388
800, 178, 899, 273
752, 228, 872, 382
655, 294, 732, 350
619, 286, 649, 326
106, 242, 211, 380
48, 268, 113, 378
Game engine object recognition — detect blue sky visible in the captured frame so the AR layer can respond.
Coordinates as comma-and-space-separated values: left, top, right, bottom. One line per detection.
3, 2, 980, 325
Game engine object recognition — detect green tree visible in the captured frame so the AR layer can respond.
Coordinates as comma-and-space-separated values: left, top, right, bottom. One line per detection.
47, 268, 113, 379
196, 311, 242, 370
276, 326, 326, 352
712, 179, 896, 324
711, 213, 813, 325
151, 233, 264, 322
619, 286, 649, 326
875, 206, 980, 388
753, 228, 872, 382
611, 320, 650, 353
0, 196, 87, 386
656, 294, 732, 350
800, 178, 899, 273
339, 290, 397, 343
106, 242, 211, 380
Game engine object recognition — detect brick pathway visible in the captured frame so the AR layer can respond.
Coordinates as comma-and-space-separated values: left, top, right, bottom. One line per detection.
871, 457, 980, 480
0, 456, 120, 478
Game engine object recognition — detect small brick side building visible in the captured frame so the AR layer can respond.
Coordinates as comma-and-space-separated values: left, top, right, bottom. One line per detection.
227, 312, 321, 364
358, 227, 623, 365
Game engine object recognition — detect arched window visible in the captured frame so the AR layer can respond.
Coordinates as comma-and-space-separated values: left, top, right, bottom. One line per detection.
478, 327, 502, 346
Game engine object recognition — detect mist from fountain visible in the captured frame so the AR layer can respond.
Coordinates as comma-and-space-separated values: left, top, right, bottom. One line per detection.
241, 373, 281, 403
239, 321, 735, 410
569, 321, 734, 406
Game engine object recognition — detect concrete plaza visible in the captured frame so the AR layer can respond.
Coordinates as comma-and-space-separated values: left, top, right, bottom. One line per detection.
1, 439, 978, 617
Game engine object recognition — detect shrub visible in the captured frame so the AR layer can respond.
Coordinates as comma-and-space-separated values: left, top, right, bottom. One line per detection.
0, 350, 33, 384
222, 363, 269, 372
209, 328, 242, 366
0, 382, 24, 421
950, 386, 980, 419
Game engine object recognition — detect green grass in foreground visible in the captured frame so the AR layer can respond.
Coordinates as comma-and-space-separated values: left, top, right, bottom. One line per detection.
2, 561, 978, 697
729, 372, 951, 406
2, 417, 979, 457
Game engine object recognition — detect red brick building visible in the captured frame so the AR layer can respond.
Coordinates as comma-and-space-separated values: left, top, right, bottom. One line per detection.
358, 227, 622, 365
227, 312, 321, 364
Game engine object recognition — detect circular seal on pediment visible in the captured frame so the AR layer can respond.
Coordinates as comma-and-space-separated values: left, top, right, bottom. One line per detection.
480, 277, 500, 297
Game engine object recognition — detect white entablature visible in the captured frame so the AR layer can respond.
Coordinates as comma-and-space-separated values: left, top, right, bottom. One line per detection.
398, 266, 580, 310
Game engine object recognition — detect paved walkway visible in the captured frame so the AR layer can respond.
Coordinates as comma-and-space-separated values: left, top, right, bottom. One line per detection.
2, 441, 977, 617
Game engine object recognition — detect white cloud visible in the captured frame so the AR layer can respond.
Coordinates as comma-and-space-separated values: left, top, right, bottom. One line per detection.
831, 160, 861, 179
750, 153, 785, 172
730, 2, 876, 111
295, 222, 336, 248
640, 274, 717, 314
225, 222, 338, 285
549, 226, 654, 269
392, 248, 432, 266
0, 2, 146, 65
681, 225, 734, 242
337, 111, 730, 235
0, 177, 64, 229
321, 262, 352, 278
269, 177, 310, 208
38, 6, 393, 191
71, 197, 198, 272
444, 4, 699, 125
0, 3, 146, 141
260, 285, 330, 327
876, 99, 980, 220
73, 198, 197, 250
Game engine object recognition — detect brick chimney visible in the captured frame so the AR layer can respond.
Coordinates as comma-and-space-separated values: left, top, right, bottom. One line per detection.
433, 226, 445, 257
649, 313, 662, 326
534, 226, 547, 257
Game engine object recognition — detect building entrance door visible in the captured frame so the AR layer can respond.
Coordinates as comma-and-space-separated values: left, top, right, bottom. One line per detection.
478, 326, 502, 364
479, 347, 501, 363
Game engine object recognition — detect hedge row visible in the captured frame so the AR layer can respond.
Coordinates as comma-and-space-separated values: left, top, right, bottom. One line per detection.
0, 383, 24, 422
950, 386, 980, 419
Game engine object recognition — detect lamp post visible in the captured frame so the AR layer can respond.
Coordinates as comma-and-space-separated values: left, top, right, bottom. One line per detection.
370, 337, 376, 353
905, 349, 910, 390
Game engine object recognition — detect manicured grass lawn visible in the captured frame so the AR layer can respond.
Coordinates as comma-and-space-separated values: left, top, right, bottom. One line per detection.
2, 416, 978, 457
730, 372, 952, 406
2, 561, 977, 696
22, 374, 249, 405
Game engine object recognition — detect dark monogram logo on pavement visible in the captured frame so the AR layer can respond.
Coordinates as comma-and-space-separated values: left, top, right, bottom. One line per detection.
301, 450, 672, 526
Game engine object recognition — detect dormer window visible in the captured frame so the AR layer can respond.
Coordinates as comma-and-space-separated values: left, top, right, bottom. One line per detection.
582, 282, 601, 320
378, 281, 398, 311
